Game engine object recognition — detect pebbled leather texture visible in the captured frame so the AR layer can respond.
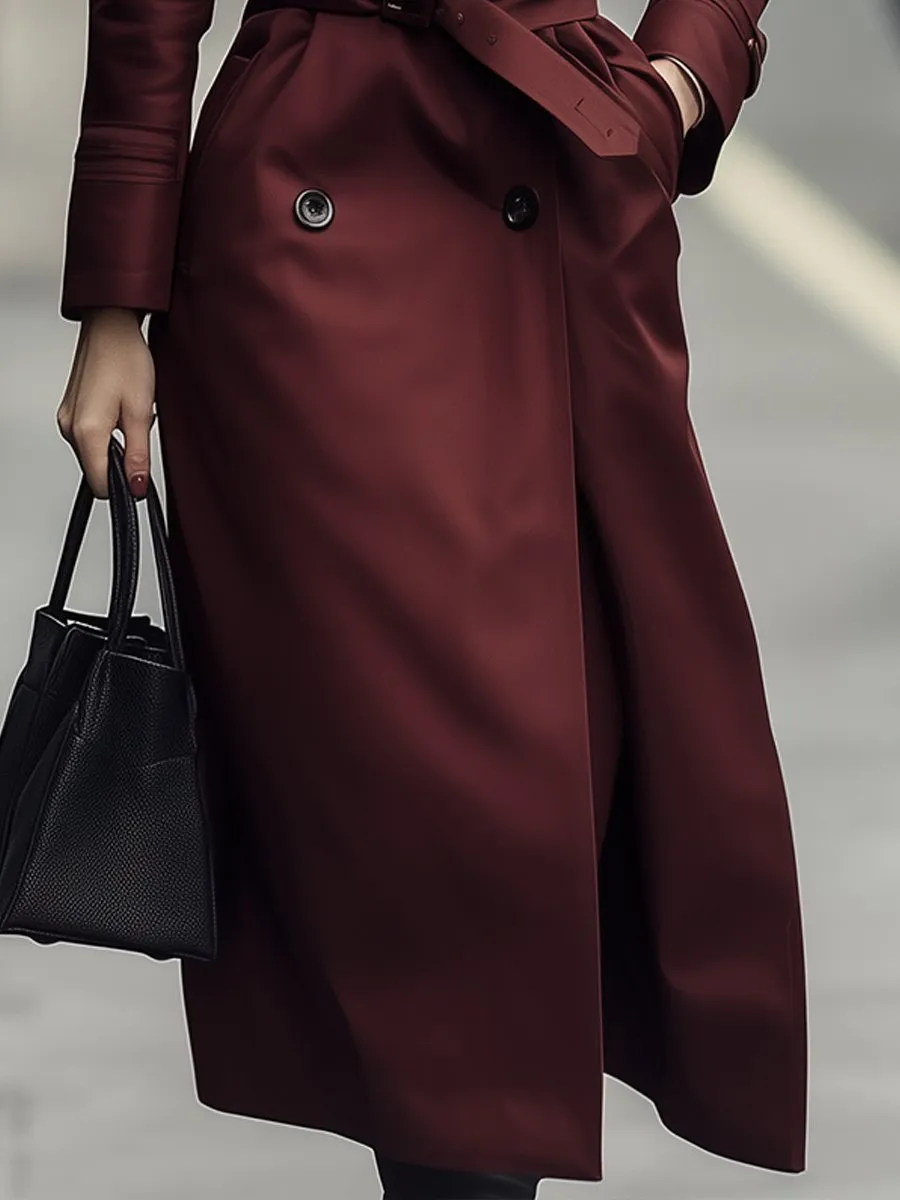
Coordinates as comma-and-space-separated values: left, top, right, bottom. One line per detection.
0, 436, 217, 961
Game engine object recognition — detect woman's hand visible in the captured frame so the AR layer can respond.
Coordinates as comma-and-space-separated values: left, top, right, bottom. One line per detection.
57, 307, 155, 500
648, 57, 703, 137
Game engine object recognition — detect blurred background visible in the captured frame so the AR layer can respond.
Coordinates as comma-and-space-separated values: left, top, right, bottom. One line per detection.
2, 0, 900, 1197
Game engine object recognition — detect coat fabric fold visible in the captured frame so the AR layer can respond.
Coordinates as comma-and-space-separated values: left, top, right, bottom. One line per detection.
59, 0, 807, 1181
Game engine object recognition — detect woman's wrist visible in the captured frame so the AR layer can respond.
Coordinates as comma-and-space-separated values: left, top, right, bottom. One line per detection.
648, 56, 704, 136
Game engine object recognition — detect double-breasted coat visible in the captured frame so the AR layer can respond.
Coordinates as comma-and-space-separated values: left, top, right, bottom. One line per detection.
59, 0, 807, 1182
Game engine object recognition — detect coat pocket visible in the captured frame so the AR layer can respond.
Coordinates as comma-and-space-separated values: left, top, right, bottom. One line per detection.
175, 23, 271, 277
606, 58, 685, 202
538, 15, 685, 203
189, 50, 262, 177
188, 6, 283, 176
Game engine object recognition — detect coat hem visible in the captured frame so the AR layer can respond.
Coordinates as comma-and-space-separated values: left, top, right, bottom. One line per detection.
605, 1068, 807, 1175
192, 1085, 378, 1158
190, 1085, 605, 1182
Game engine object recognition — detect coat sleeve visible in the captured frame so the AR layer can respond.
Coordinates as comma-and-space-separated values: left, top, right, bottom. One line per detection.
60, 0, 216, 322
633, 0, 770, 195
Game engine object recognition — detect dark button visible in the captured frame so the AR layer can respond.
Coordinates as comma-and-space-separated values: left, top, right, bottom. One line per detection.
502, 184, 540, 231
294, 188, 334, 230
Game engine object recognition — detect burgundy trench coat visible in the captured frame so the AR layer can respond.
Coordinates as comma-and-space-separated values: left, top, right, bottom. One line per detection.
60, 0, 807, 1182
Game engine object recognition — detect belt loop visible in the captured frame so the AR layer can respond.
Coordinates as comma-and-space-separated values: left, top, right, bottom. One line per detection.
380, 0, 438, 27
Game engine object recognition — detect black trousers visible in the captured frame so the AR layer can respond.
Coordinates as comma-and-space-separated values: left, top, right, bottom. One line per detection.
374, 1154, 542, 1199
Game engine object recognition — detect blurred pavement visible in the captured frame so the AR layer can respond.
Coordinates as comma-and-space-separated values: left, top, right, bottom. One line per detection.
2, 1, 900, 1198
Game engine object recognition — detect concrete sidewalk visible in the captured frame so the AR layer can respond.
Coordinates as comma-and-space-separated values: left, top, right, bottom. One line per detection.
2, 1, 900, 1197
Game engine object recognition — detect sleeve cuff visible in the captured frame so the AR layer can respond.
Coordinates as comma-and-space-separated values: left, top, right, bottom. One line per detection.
634, 0, 768, 195
59, 123, 188, 323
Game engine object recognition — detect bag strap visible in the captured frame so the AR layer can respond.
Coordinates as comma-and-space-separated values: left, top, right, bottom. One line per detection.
47, 437, 188, 677
47, 437, 138, 634
142, 465, 188, 676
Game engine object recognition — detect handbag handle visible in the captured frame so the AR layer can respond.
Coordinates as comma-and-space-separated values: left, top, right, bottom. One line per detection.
47, 436, 189, 676
47, 436, 137, 633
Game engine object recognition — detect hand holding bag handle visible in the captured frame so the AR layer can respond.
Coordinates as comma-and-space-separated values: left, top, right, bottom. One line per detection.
0, 435, 217, 961
49, 435, 190, 682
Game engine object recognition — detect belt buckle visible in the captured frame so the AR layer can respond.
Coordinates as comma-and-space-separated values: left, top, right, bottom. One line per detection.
380, 0, 438, 28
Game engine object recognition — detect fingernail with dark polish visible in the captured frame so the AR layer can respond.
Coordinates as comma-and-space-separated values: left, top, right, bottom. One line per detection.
129, 472, 148, 498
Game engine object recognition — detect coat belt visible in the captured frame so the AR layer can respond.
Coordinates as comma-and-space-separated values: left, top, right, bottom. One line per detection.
240, 0, 672, 191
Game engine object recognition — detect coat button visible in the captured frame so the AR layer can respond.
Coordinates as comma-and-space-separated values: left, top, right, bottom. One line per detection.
294, 188, 334, 230
502, 184, 540, 230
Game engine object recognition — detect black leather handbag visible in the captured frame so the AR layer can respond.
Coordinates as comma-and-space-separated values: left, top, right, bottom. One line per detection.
0, 435, 217, 961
